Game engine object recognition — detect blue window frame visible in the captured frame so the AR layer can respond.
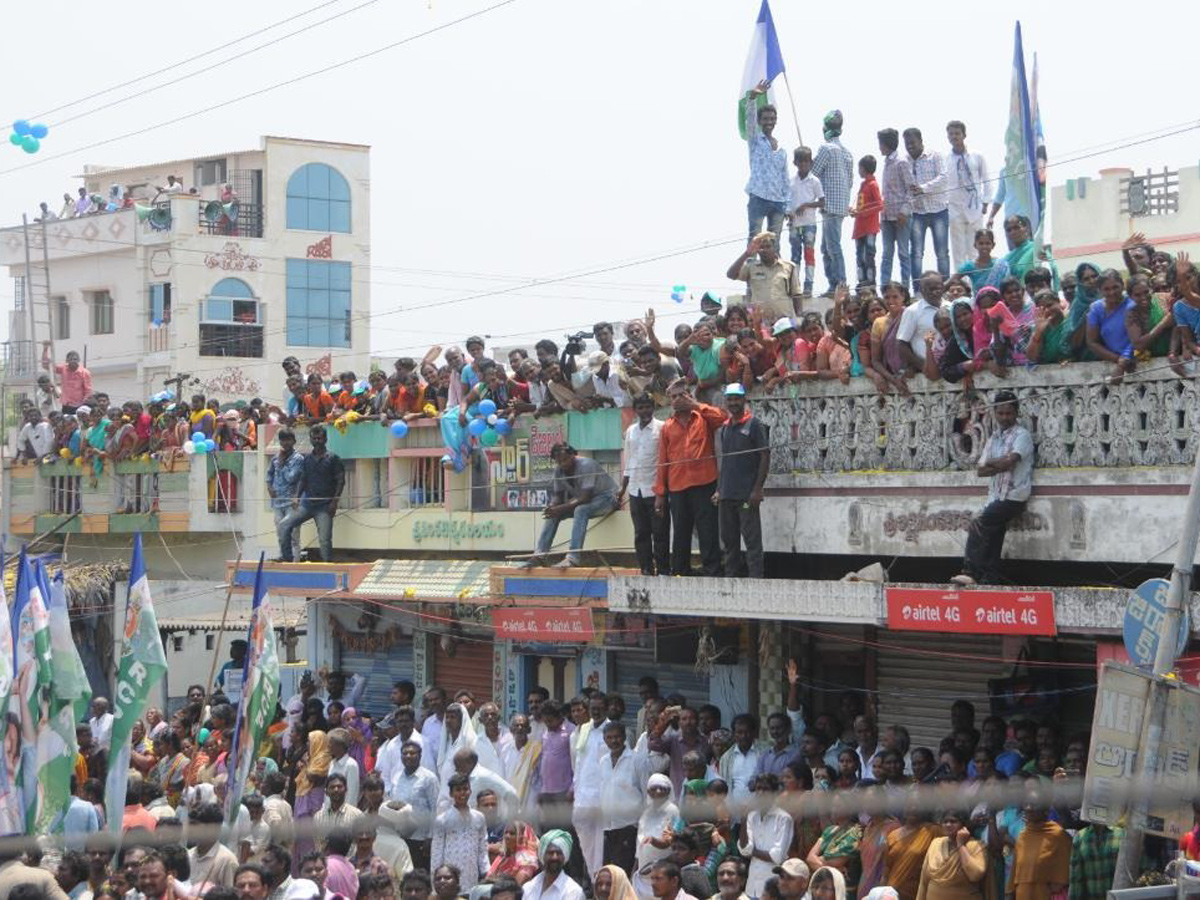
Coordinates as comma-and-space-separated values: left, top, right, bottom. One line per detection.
285, 162, 351, 232
286, 259, 352, 348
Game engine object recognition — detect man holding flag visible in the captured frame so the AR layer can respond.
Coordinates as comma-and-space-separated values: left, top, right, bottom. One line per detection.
105, 533, 168, 840
224, 554, 281, 829
739, 0, 791, 245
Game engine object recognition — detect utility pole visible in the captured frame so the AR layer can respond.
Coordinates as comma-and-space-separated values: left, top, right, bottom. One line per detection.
1112, 438, 1200, 887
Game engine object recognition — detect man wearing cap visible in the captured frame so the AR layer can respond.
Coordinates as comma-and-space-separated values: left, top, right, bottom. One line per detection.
774, 860, 810, 900
520, 443, 618, 568
655, 379, 727, 577
811, 110, 855, 298
726, 233, 803, 324
585, 351, 627, 408
523, 831, 585, 900
715, 384, 770, 578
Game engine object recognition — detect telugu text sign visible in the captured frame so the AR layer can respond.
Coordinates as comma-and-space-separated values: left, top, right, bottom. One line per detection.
491, 607, 595, 642
1082, 663, 1200, 837
884, 587, 1056, 636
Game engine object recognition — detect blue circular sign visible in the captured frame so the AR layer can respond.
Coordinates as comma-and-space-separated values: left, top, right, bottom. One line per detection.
1123, 577, 1190, 668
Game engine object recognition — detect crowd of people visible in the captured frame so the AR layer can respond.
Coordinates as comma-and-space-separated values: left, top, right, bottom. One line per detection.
32, 177, 219, 223
10, 665, 1186, 900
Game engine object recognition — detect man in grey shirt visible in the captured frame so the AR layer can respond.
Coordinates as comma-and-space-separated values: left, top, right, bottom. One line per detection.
953, 390, 1034, 585
520, 442, 618, 568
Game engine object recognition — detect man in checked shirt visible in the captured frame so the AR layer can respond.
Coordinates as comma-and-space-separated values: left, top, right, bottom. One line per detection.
811, 110, 855, 298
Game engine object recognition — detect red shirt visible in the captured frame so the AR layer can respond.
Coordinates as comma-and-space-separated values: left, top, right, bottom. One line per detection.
122, 804, 158, 832
851, 175, 883, 239
53, 362, 93, 407
654, 403, 727, 495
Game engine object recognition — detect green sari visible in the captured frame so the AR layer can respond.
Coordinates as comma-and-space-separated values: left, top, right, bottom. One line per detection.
818, 822, 864, 890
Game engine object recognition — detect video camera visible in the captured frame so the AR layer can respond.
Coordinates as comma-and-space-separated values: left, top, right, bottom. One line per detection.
564, 330, 594, 356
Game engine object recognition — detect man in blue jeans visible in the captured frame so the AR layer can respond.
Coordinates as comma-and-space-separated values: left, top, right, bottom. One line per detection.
519, 443, 617, 569
877, 128, 914, 287
743, 80, 791, 246
277, 424, 345, 562
903, 127, 950, 293
811, 110, 855, 297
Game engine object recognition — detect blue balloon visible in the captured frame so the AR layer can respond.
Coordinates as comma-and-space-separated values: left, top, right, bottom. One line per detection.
12, 120, 30, 136
204, 439, 216, 452
478, 399, 497, 417
494, 418, 512, 436
671, 292, 683, 303
29, 123, 47, 139
192, 431, 206, 444
20, 136, 38, 154
390, 420, 409, 438
467, 418, 487, 437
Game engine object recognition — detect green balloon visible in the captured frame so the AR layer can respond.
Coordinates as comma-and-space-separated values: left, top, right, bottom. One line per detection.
20, 135, 39, 154
8, 133, 20, 146
480, 428, 499, 446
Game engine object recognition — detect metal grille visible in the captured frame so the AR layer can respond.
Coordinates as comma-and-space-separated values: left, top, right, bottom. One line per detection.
407, 457, 445, 507
198, 168, 263, 237
1121, 167, 1179, 217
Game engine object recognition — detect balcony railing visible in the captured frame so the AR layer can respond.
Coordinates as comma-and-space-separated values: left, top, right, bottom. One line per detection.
756, 361, 1199, 476
198, 201, 263, 239
147, 323, 170, 353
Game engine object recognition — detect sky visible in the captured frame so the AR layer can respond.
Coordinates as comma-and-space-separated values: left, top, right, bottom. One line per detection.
1, 0, 1198, 360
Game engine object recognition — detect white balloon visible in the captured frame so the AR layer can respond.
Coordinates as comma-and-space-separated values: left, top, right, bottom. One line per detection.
487, 414, 498, 425
183, 440, 196, 454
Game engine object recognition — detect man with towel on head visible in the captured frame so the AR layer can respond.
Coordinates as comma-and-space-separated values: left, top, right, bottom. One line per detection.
523, 830, 586, 900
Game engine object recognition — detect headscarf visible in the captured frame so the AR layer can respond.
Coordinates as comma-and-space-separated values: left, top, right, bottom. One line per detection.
647, 773, 672, 794
812, 866, 848, 900
864, 889, 898, 900
823, 110, 844, 141
256, 757, 280, 780
539, 828, 574, 862
485, 822, 540, 880
436, 702, 503, 785
1068, 262, 1102, 334
598, 864, 638, 900
949, 298, 975, 359
973, 286, 1002, 353
296, 730, 331, 798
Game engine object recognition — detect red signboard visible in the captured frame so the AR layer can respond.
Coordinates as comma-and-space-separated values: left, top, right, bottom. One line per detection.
491, 608, 595, 642
885, 587, 1056, 636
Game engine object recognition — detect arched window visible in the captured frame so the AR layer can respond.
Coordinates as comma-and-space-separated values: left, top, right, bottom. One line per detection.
200, 278, 263, 357
286, 162, 351, 232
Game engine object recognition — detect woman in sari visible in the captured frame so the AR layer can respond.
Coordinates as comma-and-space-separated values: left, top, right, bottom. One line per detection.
1001, 216, 1038, 284
292, 728, 331, 873
150, 731, 189, 808
988, 278, 1036, 367
916, 810, 990, 900
781, 762, 822, 862
883, 798, 941, 900
834, 749, 861, 791
484, 820, 540, 885
1011, 789, 1070, 900
958, 228, 1010, 295
594, 863, 639, 900
855, 785, 898, 900
807, 794, 864, 894
870, 282, 914, 395
1126, 274, 1174, 361
342, 707, 373, 774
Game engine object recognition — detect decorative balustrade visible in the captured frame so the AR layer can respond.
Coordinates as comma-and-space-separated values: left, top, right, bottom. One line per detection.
754, 361, 1200, 475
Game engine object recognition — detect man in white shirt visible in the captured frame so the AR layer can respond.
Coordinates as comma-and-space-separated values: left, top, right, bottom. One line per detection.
523, 831, 585, 900
895, 271, 947, 373
420, 686, 447, 771
322, 670, 367, 715
16, 408, 55, 460
437, 748, 518, 819
904, 126, 950, 285
586, 351, 627, 408
945, 120, 993, 270
477, 702, 517, 781
187, 802, 239, 891
788, 147, 824, 298
571, 696, 610, 880
718, 713, 763, 822
616, 393, 669, 576
385, 740, 439, 873
88, 697, 114, 753
326, 728, 361, 808
597, 721, 643, 874
376, 705, 423, 786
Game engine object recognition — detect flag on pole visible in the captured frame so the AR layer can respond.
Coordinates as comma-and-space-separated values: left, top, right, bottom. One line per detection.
11, 548, 52, 833
224, 554, 281, 825
1030, 50, 1047, 218
0, 543, 23, 836
738, 0, 786, 139
999, 22, 1042, 240
34, 563, 92, 832
105, 534, 167, 837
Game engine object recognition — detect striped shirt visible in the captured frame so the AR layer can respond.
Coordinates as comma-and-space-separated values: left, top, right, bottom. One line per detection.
909, 150, 948, 214
881, 150, 914, 221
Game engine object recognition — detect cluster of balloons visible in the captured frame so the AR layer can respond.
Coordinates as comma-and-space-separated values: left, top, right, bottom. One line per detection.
671, 283, 687, 303
466, 399, 511, 447
149, 389, 175, 404
183, 431, 218, 455
9, 119, 48, 154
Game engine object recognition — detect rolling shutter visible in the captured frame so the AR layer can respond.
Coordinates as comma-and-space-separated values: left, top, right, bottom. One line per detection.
338, 638, 413, 721
611, 649, 711, 733
874, 634, 1007, 750
433, 637, 494, 705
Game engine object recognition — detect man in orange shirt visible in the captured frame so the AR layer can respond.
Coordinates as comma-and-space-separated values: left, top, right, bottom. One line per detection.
653, 378, 726, 576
